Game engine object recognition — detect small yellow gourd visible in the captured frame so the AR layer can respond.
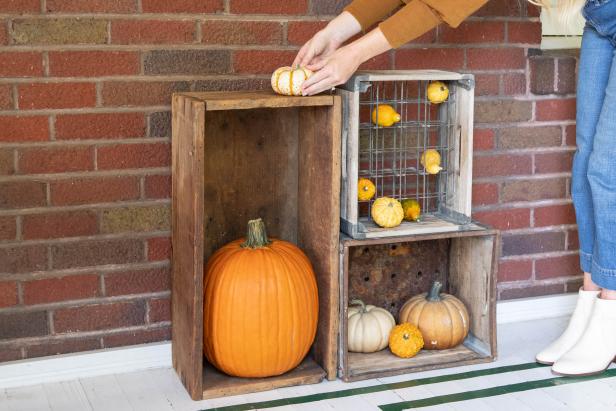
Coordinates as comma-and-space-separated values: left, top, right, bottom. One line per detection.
420, 149, 442, 175
358, 178, 376, 201
371, 105, 401, 127
389, 323, 424, 358
371, 197, 404, 228
401, 199, 421, 222
427, 81, 449, 104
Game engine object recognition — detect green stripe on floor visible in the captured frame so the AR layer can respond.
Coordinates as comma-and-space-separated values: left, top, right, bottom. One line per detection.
379, 368, 616, 410
204, 362, 546, 411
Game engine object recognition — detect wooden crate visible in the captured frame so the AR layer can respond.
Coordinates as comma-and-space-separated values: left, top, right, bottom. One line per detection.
171, 91, 341, 400
338, 226, 499, 381
338, 70, 475, 239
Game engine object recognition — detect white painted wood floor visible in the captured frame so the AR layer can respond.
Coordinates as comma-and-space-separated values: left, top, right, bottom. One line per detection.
2, 316, 616, 410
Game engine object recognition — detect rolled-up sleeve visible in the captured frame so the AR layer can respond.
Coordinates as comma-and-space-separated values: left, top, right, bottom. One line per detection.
344, 0, 403, 31
347, 0, 489, 49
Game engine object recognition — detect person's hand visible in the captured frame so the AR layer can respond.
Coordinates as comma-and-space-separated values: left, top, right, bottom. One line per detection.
293, 29, 343, 69
301, 45, 362, 96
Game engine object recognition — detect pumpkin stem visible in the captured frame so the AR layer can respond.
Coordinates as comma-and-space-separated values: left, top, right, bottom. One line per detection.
427, 280, 443, 302
349, 299, 367, 313
241, 218, 272, 249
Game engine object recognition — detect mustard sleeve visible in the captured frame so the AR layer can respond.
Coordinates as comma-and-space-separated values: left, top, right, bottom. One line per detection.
344, 0, 404, 31
378, 0, 490, 49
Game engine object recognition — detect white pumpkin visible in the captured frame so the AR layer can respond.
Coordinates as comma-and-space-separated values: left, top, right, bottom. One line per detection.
348, 299, 395, 353
271, 66, 313, 96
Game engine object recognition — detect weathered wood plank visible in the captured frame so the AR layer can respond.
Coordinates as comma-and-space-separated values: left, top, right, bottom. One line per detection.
180, 91, 334, 111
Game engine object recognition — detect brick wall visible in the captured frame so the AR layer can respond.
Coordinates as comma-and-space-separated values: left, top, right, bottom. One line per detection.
0, 0, 578, 362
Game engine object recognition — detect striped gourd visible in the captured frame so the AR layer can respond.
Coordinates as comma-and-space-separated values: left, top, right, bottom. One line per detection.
271, 66, 313, 96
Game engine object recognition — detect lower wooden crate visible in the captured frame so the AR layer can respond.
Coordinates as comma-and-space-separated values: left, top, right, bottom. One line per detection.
338, 225, 499, 381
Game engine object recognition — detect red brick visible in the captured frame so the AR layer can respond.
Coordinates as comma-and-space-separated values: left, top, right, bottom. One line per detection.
473, 154, 532, 177
47, 0, 136, 13
0, 52, 43, 77
534, 204, 576, 227
0, 245, 47, 274
472, 183, 498, 206
24, 274, 100, 305
395, 48, 465, 70
0, 347, 22, 362
234, 50, 296, 74
0, 149, 14, 175
149, 298, 170, 323
0, 23, 7, 46
530, 55, 555, 95
112, 20, 195, 45
536, 254, 581, 279
49, 51, 140, 77
56, 113, 146, 140
0, 84, 13, 109
18, 83, 96, 110
105, 267, 170, 296
97, 142, 170, 170
502, 73, 527, 95
473, 128, 494, 151
536, 98, 576, 121
0, 216, 16, 241
474, 74, 500, 96
145, 175, 171, 199
467, 48, 526, 70
0, 311, 48, 339
142, 0, 222, 13
508, 21, 542, 44
50, 176, 139, 206
102, 81, 189, 107
500, 283, 565, 300
0, 180, 46, 209
567, 229, 580, 251
18, 146, 93, 174
498, 259, 533, 282
148, 237, 171, 261
26, 337, 100, 359
534, 151, 574, 174
231, 0, 308, 14
0, 282, 17, 308
0, 0, 40, 13
440, 21, 505, 44
565, 125, 576, 146
359, 53, 390, 70
103, 327, 170, 348
475, 0, 525, 17
502, 178, 567, 202
22, 211, 98, 240
202, 20, 283, 45
54, 301, 146, 333
0, 116, 49, 142
287, 21, 328, 45
473, 208, 530, 230
502, 231, 565, 257
51, 239, 144, 269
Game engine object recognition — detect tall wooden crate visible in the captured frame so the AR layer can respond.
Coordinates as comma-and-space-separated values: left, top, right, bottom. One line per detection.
338, 70, 475, 239
339, 227, 499, 381
171, 91, 341, 400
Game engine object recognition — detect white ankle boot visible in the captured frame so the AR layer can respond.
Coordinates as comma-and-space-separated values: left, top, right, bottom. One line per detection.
535, 288, 600, 365
552, 297, 616, 376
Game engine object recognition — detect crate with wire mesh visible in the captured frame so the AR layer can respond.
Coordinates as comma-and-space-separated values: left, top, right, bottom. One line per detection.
338, 70, 479, 239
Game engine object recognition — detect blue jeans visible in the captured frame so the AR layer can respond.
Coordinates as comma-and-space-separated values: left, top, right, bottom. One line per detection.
574, 0, 616, 289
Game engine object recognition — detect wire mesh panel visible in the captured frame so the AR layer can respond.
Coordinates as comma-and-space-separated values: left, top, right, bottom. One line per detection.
339, 70, 475, 239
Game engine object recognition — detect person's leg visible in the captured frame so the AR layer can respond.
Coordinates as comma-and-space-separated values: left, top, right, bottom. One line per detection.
535, 24, 611, 365
551, 26, 616, 377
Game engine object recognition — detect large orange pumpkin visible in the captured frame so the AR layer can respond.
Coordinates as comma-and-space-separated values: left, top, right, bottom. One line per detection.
398, 280, 469, 350
203, 218, 319, 378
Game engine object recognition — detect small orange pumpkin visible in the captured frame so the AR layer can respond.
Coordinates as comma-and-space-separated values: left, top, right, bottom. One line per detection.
203, 218, 318, 378
399, 281, 469, 350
